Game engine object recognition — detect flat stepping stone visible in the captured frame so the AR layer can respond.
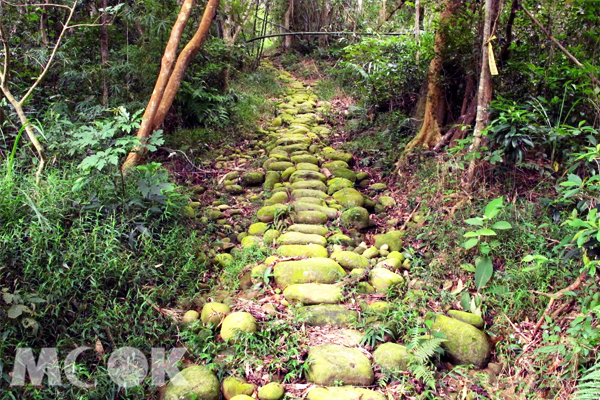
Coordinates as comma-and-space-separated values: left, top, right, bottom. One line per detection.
295, 162, 320, 172
290, 170, 327, 183
307, 387, 385, 400
322, 160, 349, 169
292, 180, 327, 192
369, 268, 404, 292
292, 210, 328, 225
323, 151, 353, 164
291, 154, 319, 164
331, 251, 370, 270
297, 304, 358, 328
267, 161, 294, 171
277, 143, 309, 153
306, 344, 374, 386
275, 135, 311, 146
327, 177, 354, 195
332, 188, 364, 208
294, 197, 325, 205
288, 224, 329, 236
274, 258, 345, 287
294, 202, 338, 219
277, 232, 327, 247
277, 244, 328, 258
283, 283, 342, 304
291, 189, 328, 199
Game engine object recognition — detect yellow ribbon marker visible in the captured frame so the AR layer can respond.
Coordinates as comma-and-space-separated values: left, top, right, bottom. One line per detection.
488, 35, 499, 76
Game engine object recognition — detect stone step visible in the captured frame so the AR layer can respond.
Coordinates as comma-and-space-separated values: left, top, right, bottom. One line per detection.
287, 224, 329, 236
307, 387, 385, 400
283, 283, 342, 304
306, 344, 374, 386
273, 258, 345, 287
292, 210, 328, 225
277, 232, 327, 247
291, 189, 328, 199
290, 170, 327, 183
275, 135, 311, 146
291, 154, 319, 164
296, 304, 358, 327
294, 202, 338, 219
291, 180, 327, 192
276, 244, 328, 258
295, 162, 320, 172
293, 197, 324, 206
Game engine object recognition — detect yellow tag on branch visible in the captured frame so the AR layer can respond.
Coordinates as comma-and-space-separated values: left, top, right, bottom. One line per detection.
488, 35, 499, 76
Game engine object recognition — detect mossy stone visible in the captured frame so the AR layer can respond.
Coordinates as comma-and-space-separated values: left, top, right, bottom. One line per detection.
274, 258, 346, 287
369, 268, 404, 292
294, 202, 338, 219
241, 171, 265, 186
357, 282, 375, 294
378, 196, 396, 208
324, 151, 353, 164
201, 302, 230, 326
264, 191, 289, 206
291, 189, 328, 199
277, 232, 327, 247
330, 168, 357, 182
332, 188, 364, 208
258, 382, 285, 400
292, 180, 327, 191
327, 178, 354, 195
164, 366, 220, 400
367, 301, 391, 313
431, 315, 491, 368
284, 283, 343, 304
447, 310, 484, 328
331, 251, 369, 270
215, 253, 234, 267
224, 184, 244, 195
277, 244, 328, 258
263, 229, 281, 245
322, 160, 349, 169
373, 231, 404, 252
307, 387, 385, 400
241, 235, 262, 249
222, 377, 256, 400
372, 343, 409, 371
220, 312, 257, 342
306, 344, 373, 385
290, 170, 327, 183
257, 204, 288, 222
356, 172, 370, 181
340, 207, 370, 229
288, 224, 329, 236
292, 154, 319, 164
387, 251, 405, 262
268, 161, 294, 171
281, 166, 296, 181
182, 310, 200, 324
248, 222, 269, 236
208, 209, 225, 221
230, 396, 254, 400
363, 246, 379, 259
296, 162, 320, 172
369, 183, 387, 191
292, 210, 328, 225
264, 171, 280, 190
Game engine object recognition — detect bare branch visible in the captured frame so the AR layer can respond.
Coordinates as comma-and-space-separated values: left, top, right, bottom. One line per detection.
1, 1, 71, 10
0, 17, 9, 85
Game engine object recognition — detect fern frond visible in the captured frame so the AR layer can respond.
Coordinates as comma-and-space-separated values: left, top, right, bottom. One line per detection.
576, 363, 600, 400
411, 364, 436, 389
412, 337, 446, 364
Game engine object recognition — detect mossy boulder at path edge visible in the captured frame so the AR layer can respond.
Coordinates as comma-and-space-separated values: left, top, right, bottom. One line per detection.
163, 365, 220, 400
220, 312, 257, 342
431, 314, 491, 368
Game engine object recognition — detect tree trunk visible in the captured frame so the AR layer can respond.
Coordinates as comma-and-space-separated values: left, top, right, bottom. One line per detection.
499, 0, 518, 66
403, 0, 461, 153
414, 0, 420, 62
284, 0, 293, 51
465, 0, 500, 185
100, 0, 109, 106
379, 0, 386, 24
120, 0, 195, 172
40, 0, 49, 46
122, 0, 220, 171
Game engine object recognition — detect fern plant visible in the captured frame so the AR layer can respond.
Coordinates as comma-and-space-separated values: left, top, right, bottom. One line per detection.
576, 362, 600, 400
406, 321, 446, 390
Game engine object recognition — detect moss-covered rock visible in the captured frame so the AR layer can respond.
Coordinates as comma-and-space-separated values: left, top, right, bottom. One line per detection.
331, 251, 369, 270
215, 253, 234, 267
182, 310, 200, 324
274, 258, 346, 287
307, 387, 385, 400
230, 396, 254, 400
373, 231, 404, 252
241, 171, 265, 186
257, 204, 288, 222
369, 183, 387, 191
263, 229, 281, 245
292, 210, 328, 225
297, 304, 358, 327
330, 168, 357, 182
327, 177, 354, 195
222, 377, 256, 400
431, 314, 491, 368
268, 161, 294, 171
241, 235, 262, 249
357, 282, 375, 294
277, 244, 328, 258
164, 366, 220, 400
372, 343, 409, 371
284, 283, 343, 304
248, 222, 269, 236
447, 310, 484, 329
296, 162, 320, 172
291, 189, 328, 199
306, 344, 373, 386
277, 232, 327, 247
378, 196, 396, 208
292, 180, 327, 192
263, 171, 280, 191
288, 224, 329, 236
362, 246, 379, 259
369, 268, 404, 292
264, 191, 289, 206
258, 382, 285, 400
356, 172, 370, 181
290, 170, 327, 183
201, 302, 230, 326
324, 151, 353, 164
322, 160, 349, 169
292, 154, 319, 164
340, 207, 370, 229
332, 188, 364, 208
224, 184, 244, 195
328, 233, 355, 246
220, 312, 257, 342
367, 301, 391, 313
294, 202, 338, 219
281, 166, 296, 181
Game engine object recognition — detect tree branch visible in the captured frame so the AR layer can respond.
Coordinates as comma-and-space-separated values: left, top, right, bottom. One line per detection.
246, 31, 410, 43
0, 17, 9, 85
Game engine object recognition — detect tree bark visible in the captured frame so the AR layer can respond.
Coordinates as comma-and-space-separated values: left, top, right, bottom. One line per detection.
465, 0, 500, 185
403, 0, 461, 153
122, 0, 220, 171
100, 0, 109, 106
284, 0, 293, 51
499, 0, 518, 66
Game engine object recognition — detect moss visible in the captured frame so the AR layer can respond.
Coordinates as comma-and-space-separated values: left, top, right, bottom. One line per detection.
257, 204, 288, 222
332, 188, 364, 208
248, 222, 269, 236
274, 258, 346, 287
372, 343, 409, 371
331, 251, 369, 270
306, 344, 373, 385
292, 210, 328, 225
431, 314, 491, 368
369, 268, 403, 292
288, 224, 329, 236
201, 302, 230, 326
164, 366, 220, 400
220, 312, 257, 342
327, 177, 354, 195
283, 283, 343, 304
277, 244, 328, 258
340, 207, 370, 229
222, 377, 256, 400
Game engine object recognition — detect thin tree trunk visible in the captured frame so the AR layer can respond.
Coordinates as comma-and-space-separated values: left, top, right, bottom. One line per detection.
122, 0, 220, 171
466, 0, 500, 185
120, 0, 195, 172
100, 0, 109, 106
403, 0, 460, 153
414, 0, 420, 62
499, 0, 518, 66
284, 0, 293, 50
40, 0, 49, 46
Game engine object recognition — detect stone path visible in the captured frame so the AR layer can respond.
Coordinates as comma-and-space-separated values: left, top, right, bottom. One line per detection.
163, 64, 492, 400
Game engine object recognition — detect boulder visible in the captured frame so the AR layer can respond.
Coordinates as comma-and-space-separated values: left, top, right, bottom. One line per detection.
283, 283, 343, 304
248, 222, 269, 236
277, 244, 328, 258
340, 207, 370, 229
307, 387, 385, 400
297, 304, 358, 327
222, 377, 256, 400
220, 312, 257, 342
373, 231, 404, 252
274, 258, 346, 287
306, 344, 373, 386
241, 171, 265, 186
331, 251, 369, 270
431, 314, 491, 368
164, 366, 220, 400
369, 268, 404, 292
327, 178, 354, 195
330, 168, 357, 182
447, 310, 484, 328
332, 188, 364, 208
372, 343, 409, 371
277, 232, 327, 247
201, 302, 230, 326
258, 382, 285, 400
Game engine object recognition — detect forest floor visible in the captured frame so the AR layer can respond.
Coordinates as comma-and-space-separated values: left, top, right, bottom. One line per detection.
157, 60, 590, 400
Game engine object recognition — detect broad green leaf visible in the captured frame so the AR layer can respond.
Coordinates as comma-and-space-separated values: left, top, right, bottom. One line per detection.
463, 238, 479, 250
484, 197, 504, 219
522, 254, 548, 262
461, 292, 471, 311
464, 218, 484, 226
491, 221, 512, 230
566, 174, 582, 185
475, 228, 497, 236
463, 231, 479, 238
475, 257, 494, 291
